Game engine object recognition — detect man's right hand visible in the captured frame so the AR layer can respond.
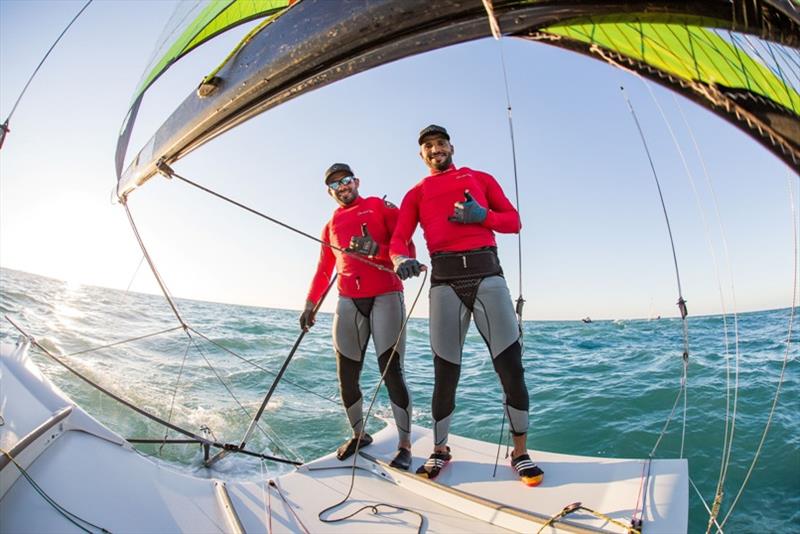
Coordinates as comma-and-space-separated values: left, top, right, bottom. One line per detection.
299, 301, 316, 331
393, 256, 422, 280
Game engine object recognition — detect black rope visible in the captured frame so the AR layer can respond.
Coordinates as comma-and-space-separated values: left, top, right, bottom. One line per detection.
156, 161, 396, 275
4, 315, 299, 467
1, 447, 110, 533
0, 0, 92, 150
317, 270, 428, 532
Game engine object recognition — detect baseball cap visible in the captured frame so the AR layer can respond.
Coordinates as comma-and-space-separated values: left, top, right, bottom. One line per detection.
418, 124, 450, 145
324, 162, 353, 183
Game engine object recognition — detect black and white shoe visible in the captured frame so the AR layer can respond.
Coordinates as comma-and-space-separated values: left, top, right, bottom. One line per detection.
415, 447, 451, 479
511, 453, 544, 486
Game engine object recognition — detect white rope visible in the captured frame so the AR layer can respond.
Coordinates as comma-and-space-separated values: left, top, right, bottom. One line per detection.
689, 476, 724, 534
672, 95, 742, 533
720, 169, 799, 527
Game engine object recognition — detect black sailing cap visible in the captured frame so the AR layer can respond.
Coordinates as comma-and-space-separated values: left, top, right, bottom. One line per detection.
324, 162, 353, 182
418, 124, 450, 145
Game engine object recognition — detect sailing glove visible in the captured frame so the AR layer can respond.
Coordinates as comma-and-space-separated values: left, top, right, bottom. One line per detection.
448, 190, 487, 224
299, 300, 316, 331
347, 223, 379, 257
393, 256, 422, 280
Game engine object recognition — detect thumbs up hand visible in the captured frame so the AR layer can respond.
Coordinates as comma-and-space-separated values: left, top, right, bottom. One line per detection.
347, 223, 379, 257
449, 189, 487, 224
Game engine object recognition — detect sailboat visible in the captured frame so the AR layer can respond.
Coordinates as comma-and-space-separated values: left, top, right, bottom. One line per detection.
2, 1, 797, 532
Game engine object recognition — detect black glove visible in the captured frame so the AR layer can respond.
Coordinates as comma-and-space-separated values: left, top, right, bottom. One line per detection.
299, 301, 316, 331
347, 223, 379, 257
448, 190, 487, 224
394, 257, 422, 280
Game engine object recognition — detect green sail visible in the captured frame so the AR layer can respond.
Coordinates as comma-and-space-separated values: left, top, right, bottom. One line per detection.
544, 21, 799, 114
133, 0, 292, 105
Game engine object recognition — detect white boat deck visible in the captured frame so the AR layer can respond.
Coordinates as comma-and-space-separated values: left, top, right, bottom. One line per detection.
0, 340, 687, 533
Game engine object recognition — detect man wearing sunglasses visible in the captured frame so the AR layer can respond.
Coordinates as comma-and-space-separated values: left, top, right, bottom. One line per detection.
390, 125, 543, 487
300, 163, 415, 470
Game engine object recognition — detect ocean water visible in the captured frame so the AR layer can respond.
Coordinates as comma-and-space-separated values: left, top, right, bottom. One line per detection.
1, 267, 797, 532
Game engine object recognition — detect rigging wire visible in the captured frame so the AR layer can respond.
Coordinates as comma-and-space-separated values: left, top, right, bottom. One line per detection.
671, 94, 743, 532
206, 274, 339, 467
187, 331, 303, 463
621, 85, 691, 528
159, 338, 192, 455
317, 271, 428, 533
186, 325, 340, 405
0, 0, 92, 150
4, 315, 300, 467
122, 200, 187, 327
155, 162, 396, 275
481, 0, 529, 477
719, 170, 798, 528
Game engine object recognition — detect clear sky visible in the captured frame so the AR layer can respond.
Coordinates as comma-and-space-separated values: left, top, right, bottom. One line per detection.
1, 0, 797, 321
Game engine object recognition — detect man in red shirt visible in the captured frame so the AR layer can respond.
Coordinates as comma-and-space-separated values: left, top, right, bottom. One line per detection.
301, 163, 413, 469
390, 126, 543, 486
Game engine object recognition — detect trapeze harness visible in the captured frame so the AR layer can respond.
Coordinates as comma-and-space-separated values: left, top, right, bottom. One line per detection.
307, 196, 413, 442
391, 166, 528, 446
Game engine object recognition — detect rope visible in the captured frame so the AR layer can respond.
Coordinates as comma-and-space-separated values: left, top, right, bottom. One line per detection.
0, 0, 93, 150
0, 447, 110, 533
536, 501, 640, 534
690, 476, 724, 534
481, 0, 528, 477
317, 271, 428, 533
156, 162, 396, 275
672, 95, 743, 534
719, 170, 798, 528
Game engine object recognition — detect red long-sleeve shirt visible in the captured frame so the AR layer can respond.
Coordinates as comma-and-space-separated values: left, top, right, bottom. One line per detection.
390, 165, 520, 259
307, 196, 413, 304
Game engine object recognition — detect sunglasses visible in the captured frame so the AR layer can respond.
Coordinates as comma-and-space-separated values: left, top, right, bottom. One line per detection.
328, 175, 355, 190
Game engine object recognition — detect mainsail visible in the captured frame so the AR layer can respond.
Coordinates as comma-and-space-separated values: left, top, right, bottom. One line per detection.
115, 0, 800, 197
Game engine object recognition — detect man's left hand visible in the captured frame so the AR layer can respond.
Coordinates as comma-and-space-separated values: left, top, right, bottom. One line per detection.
449, 190, 487, 224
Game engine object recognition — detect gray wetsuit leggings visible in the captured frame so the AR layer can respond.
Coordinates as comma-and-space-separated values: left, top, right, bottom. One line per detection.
333, 291, 412, 442
429, 275, 529, 446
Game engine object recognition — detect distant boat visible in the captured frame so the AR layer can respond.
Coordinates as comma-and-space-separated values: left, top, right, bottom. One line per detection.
582, 317, 593, 323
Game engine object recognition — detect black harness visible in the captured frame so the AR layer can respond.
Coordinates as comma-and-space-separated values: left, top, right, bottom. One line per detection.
431, 247, 503, 310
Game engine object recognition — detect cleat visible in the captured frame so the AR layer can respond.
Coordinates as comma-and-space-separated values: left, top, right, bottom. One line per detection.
389, 447, 412, 470
511, 453, 544, 487
415, 447, 451, 479
336, 432, 372, 461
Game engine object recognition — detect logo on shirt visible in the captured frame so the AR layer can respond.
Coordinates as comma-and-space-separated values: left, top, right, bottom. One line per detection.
358, 209, 374, 216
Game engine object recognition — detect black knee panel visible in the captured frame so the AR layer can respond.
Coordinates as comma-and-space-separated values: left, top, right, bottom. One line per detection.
432, 355, 461, 421
336, 351, 363, 408
492, 341, 529, 411
378, 349, 410, 409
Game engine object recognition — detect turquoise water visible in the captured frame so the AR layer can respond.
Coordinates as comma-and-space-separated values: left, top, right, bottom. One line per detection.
1, 267, 797, 532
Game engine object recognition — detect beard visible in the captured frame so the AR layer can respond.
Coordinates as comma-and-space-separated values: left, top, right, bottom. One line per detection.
429, 154, 452, 172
